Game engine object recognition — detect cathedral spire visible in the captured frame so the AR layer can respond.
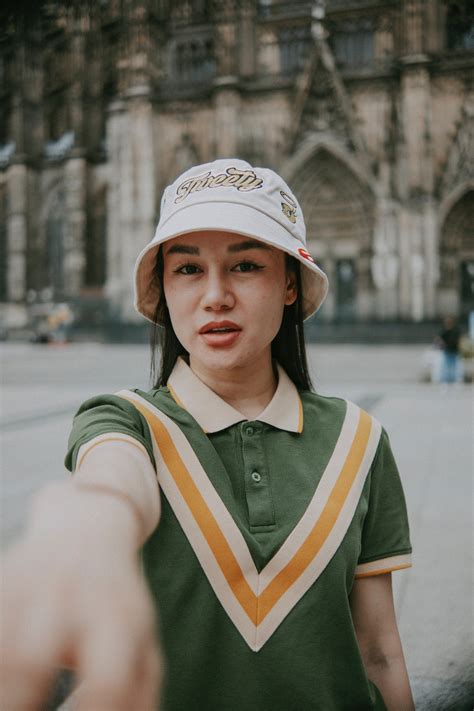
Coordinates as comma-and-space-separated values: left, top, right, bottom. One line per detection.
288, 1, 370, 176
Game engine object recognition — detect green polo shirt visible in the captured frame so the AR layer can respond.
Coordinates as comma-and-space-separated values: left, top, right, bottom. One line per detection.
65, 356, 412, 711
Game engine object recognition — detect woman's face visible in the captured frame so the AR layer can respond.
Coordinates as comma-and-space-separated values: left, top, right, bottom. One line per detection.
162, 231, 297, 373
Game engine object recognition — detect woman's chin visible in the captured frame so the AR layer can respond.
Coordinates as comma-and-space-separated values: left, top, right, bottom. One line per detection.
190, 343, 250, 371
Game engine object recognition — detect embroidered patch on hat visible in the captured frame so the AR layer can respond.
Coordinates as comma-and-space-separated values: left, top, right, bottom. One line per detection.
280, 190, 298, 224
298, 247, 315, 263
174, 166, 263, 204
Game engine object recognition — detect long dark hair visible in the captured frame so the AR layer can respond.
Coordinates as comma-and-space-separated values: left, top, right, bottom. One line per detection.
149, 245, 314, 391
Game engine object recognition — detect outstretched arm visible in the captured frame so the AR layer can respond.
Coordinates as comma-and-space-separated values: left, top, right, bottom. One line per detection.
0, 440, 162, 711
349, 573, 415, 711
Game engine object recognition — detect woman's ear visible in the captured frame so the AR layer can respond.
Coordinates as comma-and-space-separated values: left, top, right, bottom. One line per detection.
285, 273, 297, 306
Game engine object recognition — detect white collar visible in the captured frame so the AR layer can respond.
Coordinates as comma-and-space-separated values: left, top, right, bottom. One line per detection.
166, 356, 303, 434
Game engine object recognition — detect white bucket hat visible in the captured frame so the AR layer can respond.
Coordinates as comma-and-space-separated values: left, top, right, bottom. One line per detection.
134, 158, 329, 324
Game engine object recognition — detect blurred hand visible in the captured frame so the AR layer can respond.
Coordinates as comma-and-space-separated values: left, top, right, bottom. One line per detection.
0, 483, 162, 711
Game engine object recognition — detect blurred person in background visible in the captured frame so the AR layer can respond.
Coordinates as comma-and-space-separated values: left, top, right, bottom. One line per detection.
437, 315, 462, 384
0, 160, 414, 711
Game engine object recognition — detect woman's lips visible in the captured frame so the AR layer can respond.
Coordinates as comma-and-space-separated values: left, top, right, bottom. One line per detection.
198, 320, 242, 348
199, 320, 241, 333
200, 330, 242, 347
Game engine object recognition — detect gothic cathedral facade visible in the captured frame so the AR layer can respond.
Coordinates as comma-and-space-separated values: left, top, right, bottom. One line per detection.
0, 1, 473, 329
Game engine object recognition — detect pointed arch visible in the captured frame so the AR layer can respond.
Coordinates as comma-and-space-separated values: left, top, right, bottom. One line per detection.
292, 147, 375, 246
282, 136, 376, 198
439, 105, 474, 202
439, 186, 474, 318
439, 180, 474, 231
282, 142, 377, 321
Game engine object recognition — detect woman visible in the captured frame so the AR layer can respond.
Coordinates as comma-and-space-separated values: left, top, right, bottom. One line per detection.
1, 159, 414, 710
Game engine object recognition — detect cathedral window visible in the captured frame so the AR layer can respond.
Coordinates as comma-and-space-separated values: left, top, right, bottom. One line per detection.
173, 37, 215, 83
171, 1, 210, 25
0, 52, 14, 148
327, 0, 371, 6
445, 1, 474, 51
0, 95, 11, 149
336, 258, 357, 321
329, 18, 374, 68
279, 25, 312, 75
258, 0, 273, 19
45, 95, 70, 144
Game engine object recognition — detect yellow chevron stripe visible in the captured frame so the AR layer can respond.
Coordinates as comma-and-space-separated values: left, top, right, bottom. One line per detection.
297, 396, 304, 433
257, 409, 371, 621
167, 383, 185, 410
122, 395, 373, 628
127, 396, 258, 622
354, 563, 411, 579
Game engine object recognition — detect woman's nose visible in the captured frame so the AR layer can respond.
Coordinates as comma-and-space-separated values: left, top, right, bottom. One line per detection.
201, 271, 235, 311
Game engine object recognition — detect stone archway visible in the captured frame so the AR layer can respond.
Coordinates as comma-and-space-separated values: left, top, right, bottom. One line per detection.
440, 188, 474, 319
289, 147, 376, 320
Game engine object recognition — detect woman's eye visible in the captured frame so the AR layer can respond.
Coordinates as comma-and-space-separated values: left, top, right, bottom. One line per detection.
175, 264, 200, 275
233, 261, 262, 273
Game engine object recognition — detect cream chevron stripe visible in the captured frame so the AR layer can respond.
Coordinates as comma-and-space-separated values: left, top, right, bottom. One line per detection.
116, 390, 381, 651
148, 433, 259, 648
116, 390, 260, 649
255, 410, 381, 649
258, 401, 360, 592
116, 390, 259, 592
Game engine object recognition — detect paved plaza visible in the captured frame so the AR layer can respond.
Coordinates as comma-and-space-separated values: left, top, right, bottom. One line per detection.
1, 342, 472, 710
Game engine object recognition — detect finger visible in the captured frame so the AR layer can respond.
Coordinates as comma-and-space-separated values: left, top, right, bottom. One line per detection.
0, 662, 57, 711
77, 642, 163, 711
0, 600, 65, 711
132, 640, 163, 711
75, 616, 149, 711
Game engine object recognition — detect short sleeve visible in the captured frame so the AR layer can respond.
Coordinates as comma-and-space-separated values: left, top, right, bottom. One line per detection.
64, 393, 156, 473
355, 427, 412, 578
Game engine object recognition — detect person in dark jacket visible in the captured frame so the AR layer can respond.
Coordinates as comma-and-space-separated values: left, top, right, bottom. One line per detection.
438, 315, 462, 383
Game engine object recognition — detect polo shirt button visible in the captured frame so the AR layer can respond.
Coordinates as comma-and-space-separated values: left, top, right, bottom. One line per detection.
246, 426, 254, 436
251, 471, 261, 483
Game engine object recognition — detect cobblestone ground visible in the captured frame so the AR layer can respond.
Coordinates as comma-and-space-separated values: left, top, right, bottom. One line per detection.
1, 342, 472, 710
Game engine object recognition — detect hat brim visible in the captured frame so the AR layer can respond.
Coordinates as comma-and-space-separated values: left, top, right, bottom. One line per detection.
134, 200, 329, 324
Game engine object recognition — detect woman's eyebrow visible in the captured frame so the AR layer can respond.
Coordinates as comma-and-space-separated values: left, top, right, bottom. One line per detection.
227, 240, 272, 253
165, 240, 272, 256
165, 244, 199, 255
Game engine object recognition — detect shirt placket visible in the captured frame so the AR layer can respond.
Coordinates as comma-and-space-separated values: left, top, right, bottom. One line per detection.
240, 422, 275, 530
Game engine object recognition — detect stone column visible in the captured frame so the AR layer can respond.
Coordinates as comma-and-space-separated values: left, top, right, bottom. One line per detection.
69, 20, 86, 148
64, 155, 87, 297
4, 162, 28, 327
398, 202, 433, 322
239, 1, 256, 78
421, 196, 439, 318
212, 5, 241, 157
104, 0, 156, 322
10, 44, 26, 156
398, 39, 435, 320
106, 96, 156, 322
213, 85, 241, 157
6, 163, 27, 302
401, 0, 425, 56
371, 199, 400, 319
